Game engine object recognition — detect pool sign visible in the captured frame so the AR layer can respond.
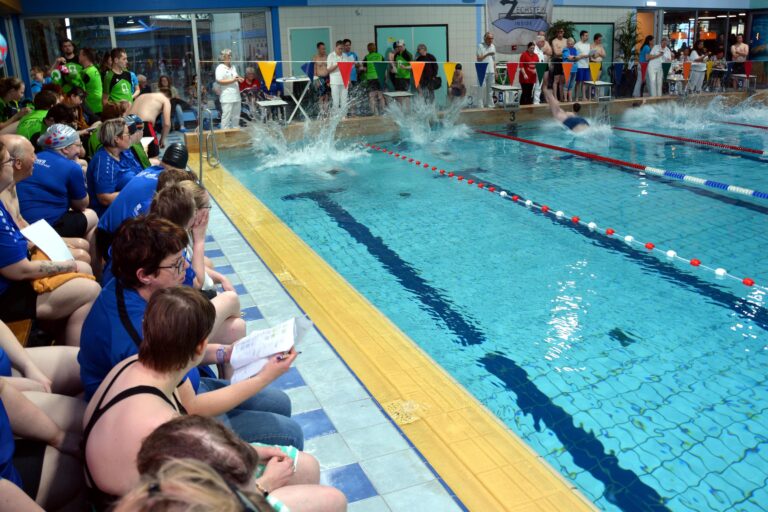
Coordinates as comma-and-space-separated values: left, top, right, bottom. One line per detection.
488, 0, 553, 49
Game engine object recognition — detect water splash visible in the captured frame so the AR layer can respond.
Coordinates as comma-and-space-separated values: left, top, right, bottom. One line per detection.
385, 95, 471, 147
245, 105, 366, 171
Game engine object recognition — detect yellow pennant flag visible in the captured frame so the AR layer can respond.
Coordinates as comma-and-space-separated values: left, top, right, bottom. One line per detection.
682, 61, 691, 81
705, 60, 713, 81
410, 61, 425, 88
258, 61, 277, 90
589, 61, 601, 82
443, 62, 457, 87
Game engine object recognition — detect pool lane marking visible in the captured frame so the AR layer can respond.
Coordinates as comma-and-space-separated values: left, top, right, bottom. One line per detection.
474, 129, 768, 200
366, 143, 762, 292
720, 120, 768, 131
613, 126, 768, 156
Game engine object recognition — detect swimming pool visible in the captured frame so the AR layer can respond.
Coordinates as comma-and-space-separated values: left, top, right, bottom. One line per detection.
220, 98, 768, 511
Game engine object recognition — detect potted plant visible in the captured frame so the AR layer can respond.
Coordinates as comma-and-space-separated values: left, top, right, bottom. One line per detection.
614, 12, 641, 94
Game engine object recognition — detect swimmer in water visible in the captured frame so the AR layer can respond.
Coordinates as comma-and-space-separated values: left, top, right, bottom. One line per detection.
543, 82, 589, 132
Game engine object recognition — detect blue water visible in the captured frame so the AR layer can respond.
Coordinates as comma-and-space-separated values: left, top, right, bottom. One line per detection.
220, 98, 768, 511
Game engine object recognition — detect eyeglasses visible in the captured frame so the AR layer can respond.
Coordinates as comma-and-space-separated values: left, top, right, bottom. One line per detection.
157, 256, 185, 274
1, 157, 16, 168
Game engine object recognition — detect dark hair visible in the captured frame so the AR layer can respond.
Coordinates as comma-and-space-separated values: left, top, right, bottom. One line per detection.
110, 47, 127, 61
101, 101, 130, 121
527, 42, 535, 49
157, 168, 197, 190
100, 52, 112, 72
594, 33, 602, 41
580, 30, 588, 37
342, 38, 351, 45
158, 75, 172, 88
335, 40, 344, 47
60, 38, 74, 51
316, 41, 325, 49
0, 77, 23, 97
139, 288, 215, 373
456, 63, 462, 70
573, 102, 581, 113
66, 86, 86, 99
33, 90, 58, 110
643, 35, 654, 47
158, 87, 172, 99
45, 103, 75, 124
79, 47, 96, 64
150, 183, 196, 229
111, 216, 189, 289
137, 415, 259, 486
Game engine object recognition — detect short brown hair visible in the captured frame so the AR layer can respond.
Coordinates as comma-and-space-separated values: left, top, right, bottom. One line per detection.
111, 216, 188, 288
139, 287, 215, 372
157, 168, 197, 190
137, 415, 259, 486
150, 183, 195, 228
101, 101, 131, 121
178, 180, 208, 209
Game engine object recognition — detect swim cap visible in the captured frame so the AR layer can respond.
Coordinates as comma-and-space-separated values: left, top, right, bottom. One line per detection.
39, 124, 79, 149
123, 114, 143, 135
162, 143, 188, 169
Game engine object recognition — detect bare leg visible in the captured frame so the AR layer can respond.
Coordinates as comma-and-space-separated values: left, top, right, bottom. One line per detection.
21, 392, 84, 433
82, 209, 100, 278
35, 446, 85, 512
368, 92, 377, 115
22, 347, 82, 396
210, 291, 245, 379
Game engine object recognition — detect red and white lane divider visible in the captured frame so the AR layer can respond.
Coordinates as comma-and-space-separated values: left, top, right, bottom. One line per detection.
613, 126, 768, 156
719, 120, 768, 131
363, 142, 762, 290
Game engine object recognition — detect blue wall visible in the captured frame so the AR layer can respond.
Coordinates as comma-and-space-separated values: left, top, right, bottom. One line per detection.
554, 0, 752, 7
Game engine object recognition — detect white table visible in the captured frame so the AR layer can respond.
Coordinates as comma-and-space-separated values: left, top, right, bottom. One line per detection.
584, 81, 612, 101
276, 76, 311, 123
256, 99, 289, 122
491, 84, 521, 108
731, 74, 757, 91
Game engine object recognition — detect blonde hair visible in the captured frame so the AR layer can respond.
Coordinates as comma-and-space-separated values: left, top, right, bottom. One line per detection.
177, 180, 208, 209
114, 458, 270, 512
219, 48, 233, 62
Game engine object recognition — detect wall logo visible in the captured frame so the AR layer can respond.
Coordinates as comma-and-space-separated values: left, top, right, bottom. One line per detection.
488, 0, 553, 49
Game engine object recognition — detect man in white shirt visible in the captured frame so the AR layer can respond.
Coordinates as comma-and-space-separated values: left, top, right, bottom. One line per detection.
646, 37, 672, 97
573, 30, 591, 101
476, 32, 496, 108
731, 34, 749, 89
532, 35, 551, 104
327, 40, 350, 113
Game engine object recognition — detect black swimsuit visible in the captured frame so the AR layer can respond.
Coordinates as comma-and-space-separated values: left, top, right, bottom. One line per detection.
82, 359, 187, 511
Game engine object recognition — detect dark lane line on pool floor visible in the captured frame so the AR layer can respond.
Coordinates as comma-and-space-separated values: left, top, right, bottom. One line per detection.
283, 188, 669, 512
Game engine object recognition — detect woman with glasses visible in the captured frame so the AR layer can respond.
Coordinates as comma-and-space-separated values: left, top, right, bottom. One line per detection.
86, 118, 142, 216
0, 139, 101, 346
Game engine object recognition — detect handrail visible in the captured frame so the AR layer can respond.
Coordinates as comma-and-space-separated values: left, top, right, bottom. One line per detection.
203, 109, 220, 169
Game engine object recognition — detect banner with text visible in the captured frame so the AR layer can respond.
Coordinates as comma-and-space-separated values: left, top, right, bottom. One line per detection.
487, 0, 553, 51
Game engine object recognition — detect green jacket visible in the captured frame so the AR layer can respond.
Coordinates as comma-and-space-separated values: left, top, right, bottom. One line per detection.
82, 65, 103, 114
395, 54, 411, 79
364, 52, 384, 80
16, 110, 47, 140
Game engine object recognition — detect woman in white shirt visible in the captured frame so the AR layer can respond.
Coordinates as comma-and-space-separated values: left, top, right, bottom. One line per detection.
215, 49, 244, 129
646, 37, 672, 97
686, 41, 708, 93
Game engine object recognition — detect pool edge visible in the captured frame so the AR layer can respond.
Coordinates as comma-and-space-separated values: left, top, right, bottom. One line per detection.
199, 155, 598, 512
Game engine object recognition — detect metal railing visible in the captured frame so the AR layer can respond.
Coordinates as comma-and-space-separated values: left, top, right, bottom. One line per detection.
203, 108, 220, 170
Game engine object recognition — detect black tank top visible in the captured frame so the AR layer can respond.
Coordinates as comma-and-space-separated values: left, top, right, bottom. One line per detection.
82, 359, 187, 511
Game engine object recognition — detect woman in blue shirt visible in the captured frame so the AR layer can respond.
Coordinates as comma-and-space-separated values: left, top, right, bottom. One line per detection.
86, 118, 141, 216
633, 35, 654, 97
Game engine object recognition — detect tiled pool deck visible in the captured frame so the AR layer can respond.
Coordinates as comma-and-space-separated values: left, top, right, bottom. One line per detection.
205, 203, 464, 512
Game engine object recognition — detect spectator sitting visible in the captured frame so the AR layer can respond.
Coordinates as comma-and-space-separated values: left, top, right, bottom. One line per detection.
16, 91, 57, 141
16, 124, 98, 253
62, 86, 90, 132
156, 75, 188, 131
87, 101, 130, 157
0, 78, 30, 126
136, 74, 151, 96
135, 415, 348, 512
86, 118, 142, 216
29, 67, 51, 97
78, 215, 300, 447
0, 139, 100, 346
122, 114, 153, 169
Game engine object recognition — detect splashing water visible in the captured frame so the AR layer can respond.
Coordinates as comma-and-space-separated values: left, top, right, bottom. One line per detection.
385, 95, 471, 147
245, 105, 366, 172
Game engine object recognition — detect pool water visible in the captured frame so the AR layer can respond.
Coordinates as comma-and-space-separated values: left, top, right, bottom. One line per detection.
220, 98, 768, 511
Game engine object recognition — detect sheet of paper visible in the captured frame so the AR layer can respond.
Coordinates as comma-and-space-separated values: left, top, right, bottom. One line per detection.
140, 137, 154, 151
20, 220, 74, 261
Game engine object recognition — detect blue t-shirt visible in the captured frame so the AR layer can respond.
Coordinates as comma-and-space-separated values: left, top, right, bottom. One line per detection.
639, 44, 651, 63
0, 348, 10, 377
562, 47, 578, 73
0, 398, 22, 488
16, 150, 88, 226
345, 51, 359, 81
97, 166, 163, 235
0, 202, 28, 296
86, 147, 142, 216
78, 278, 200, 400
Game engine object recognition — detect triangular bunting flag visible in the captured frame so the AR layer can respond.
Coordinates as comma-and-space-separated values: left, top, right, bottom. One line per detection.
640, 62, 648, 81
300, 61, 314, 79
661, 62, 672, 80
589, 61, 601, 82
705, 61, 713, 81
682, 61, 691, 80
374, 61, 389, 89
535, 62, 548, 84
505, 62, 519, 85
475, 62, 489, 86
562, 62, 573, 79
410, 61, 425, 88
443, 62, 457, 88
612, 62, 623, 87
744, 61, 752, 77
258, 61, 277, 90
338, 61, 354, 88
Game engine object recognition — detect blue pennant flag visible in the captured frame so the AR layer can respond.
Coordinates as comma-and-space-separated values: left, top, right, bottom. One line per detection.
300, 61, 314, 79
475, 62, 489, 86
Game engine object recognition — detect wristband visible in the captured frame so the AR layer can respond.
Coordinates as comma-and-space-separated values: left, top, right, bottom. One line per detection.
255, 481, 269, 497
216, 346, 226, 365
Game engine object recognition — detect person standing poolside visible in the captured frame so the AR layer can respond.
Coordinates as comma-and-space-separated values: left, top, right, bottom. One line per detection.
687, 40, 708, 93
416, 43, 438, 103
52, 39, 84, 93
561, 38, 578, 102
730, 34, 749, 89
343, 39, 361, 115
103, 48, 134, 106
215, 49, 243, 130
533, 35, 551, 104
363, 43, 386, 115
476, 32, 497, 108
573, 30, 591, 101
386, 43, 398, 91
519, 42, 539, 105
312, 42, 330, 113
646, 37, 672, 97
633, 35, 653, 98
327, 41, 351, 113
79, 48, 103, 118
550, 28, 567, 100
543, 84, 589, 133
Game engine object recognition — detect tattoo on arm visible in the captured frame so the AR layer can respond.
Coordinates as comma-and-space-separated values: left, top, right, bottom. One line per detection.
39, 261, 75, 276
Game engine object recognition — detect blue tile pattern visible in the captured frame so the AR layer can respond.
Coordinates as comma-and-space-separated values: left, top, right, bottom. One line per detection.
322, 463, 379, 503
292, 408, 338, 440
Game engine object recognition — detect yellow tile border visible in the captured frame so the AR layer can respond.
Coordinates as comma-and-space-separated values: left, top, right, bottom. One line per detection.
196, 154, 596, 511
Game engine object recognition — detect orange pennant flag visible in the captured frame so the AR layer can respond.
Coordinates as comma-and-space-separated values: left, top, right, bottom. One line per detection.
506, 62, 519, 85
338, 61, 354, 88
682, 61, 691, 80
561, 62, 573, 78
410, 61, 425, 88
443, 62, 457, 87
258, 61, 277, 90
589, 61, 601, 82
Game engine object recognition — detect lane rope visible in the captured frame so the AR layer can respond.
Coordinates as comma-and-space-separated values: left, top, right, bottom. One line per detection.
719, 120, 768, 131
613, 126, 768, 156
364, 142, 762, 290
475, 129, 768, 200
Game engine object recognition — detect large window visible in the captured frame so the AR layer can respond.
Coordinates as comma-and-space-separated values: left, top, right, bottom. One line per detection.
24, 17, 111, 69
